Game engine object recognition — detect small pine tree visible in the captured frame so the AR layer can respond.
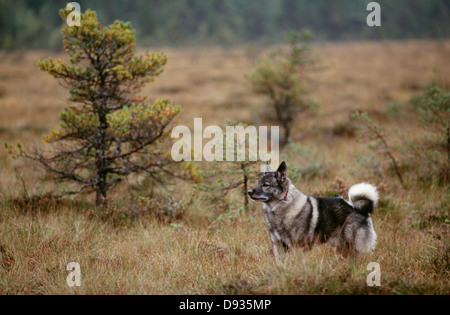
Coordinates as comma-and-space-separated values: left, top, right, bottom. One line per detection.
7, 9, 187, 208
195, 122, 259, 212
246, 31, 316, 145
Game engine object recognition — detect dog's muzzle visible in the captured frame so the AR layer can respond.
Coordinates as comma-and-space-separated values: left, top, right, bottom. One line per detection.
248, 189, 268, 202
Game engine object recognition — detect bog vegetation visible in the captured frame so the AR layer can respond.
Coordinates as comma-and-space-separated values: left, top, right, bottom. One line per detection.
0, 7, 449, 295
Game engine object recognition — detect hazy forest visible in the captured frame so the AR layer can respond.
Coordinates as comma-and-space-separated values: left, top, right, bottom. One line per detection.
0, 0, 449, 296
1, 0, 449, 49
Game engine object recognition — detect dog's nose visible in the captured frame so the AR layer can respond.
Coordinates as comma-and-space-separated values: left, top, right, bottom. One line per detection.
247, 190, 253, 196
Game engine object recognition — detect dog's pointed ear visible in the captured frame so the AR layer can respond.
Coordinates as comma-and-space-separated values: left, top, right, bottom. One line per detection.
276, 161, 287, 179
265, 162, 273, 174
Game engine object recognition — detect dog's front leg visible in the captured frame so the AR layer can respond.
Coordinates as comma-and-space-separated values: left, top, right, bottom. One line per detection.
272, 241, 288, 264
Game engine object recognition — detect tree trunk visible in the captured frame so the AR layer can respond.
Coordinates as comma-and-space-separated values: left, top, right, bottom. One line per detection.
281, 121, 291, 146
447, 125, 449, 180
241, 163, 249, 212
95, 184, 107, 209
95, 103, 109, 209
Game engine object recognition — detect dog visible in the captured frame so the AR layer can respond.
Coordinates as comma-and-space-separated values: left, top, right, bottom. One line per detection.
248, 161, 378, 261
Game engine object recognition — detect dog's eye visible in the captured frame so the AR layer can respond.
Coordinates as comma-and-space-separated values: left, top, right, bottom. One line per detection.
263, 183, 270, 187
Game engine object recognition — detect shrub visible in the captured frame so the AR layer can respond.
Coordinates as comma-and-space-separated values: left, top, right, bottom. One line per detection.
408, 85, 449, 184
351, 110, 404, 185
195, 122, 260, 212
246, 31, 317, 145
351, 85, 449, 186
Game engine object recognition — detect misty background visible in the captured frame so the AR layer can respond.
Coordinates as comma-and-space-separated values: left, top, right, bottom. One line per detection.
0, 0, 449, 50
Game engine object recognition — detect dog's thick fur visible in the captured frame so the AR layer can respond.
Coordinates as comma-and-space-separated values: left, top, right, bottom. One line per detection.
248, 162, 378, 261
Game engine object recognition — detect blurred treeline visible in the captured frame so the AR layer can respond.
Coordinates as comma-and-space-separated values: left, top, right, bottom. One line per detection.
1, 0, 449, 50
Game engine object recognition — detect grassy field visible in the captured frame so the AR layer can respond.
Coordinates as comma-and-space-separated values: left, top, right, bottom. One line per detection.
0, 40, 449, 294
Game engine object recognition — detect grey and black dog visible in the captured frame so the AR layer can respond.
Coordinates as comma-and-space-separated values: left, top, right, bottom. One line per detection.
248, 161, 378, 261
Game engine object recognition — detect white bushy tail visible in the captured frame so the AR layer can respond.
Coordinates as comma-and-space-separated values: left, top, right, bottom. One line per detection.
348, 183, 379, 215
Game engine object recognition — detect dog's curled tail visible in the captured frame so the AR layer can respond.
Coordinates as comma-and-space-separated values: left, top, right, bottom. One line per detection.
348, 183, 379, 215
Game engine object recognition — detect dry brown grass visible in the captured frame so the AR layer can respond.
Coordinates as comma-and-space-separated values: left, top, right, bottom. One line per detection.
0, 40, 449, 295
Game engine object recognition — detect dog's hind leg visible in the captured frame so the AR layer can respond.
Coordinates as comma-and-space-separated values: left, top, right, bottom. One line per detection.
337, 242, 352, 258
337, 242, 361, 263
354, 226, 377, 255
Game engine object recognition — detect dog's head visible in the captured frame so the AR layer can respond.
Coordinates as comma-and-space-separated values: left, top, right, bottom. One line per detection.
248, 161, 289, 203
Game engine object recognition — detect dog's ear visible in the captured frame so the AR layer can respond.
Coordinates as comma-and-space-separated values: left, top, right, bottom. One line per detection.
276, 161, 287, 180
265, 162, 273, 174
